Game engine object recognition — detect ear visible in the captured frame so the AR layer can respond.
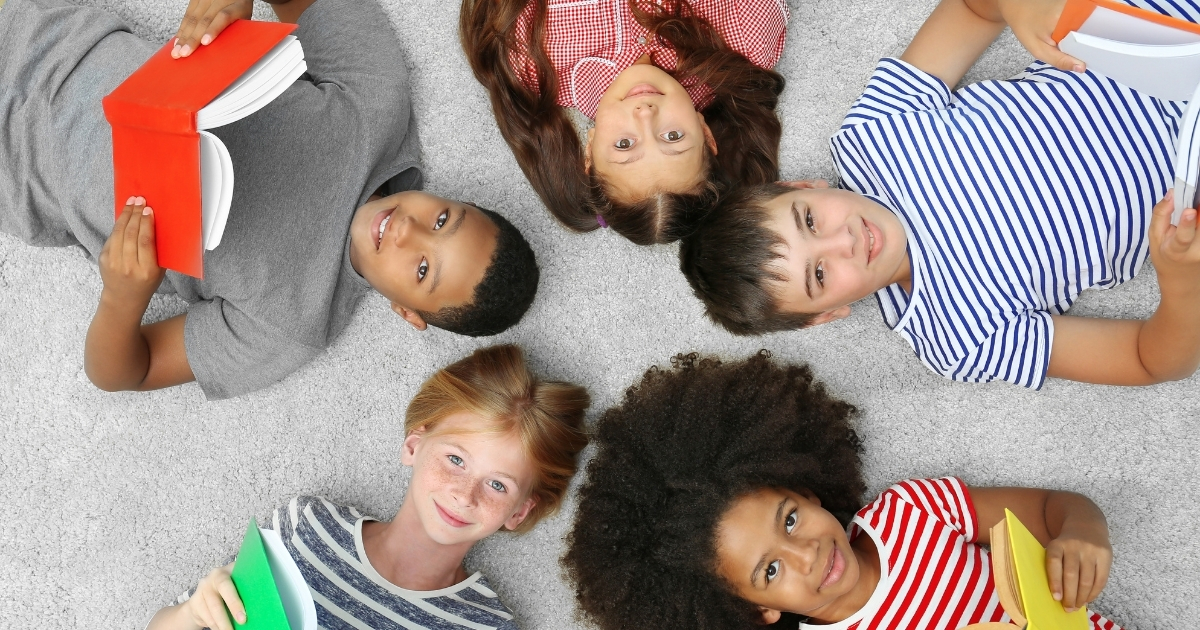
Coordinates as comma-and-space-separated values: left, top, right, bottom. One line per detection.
584, 127, 595, 172
401, 426, 428, 466
503, 496, 538, 531
391, 302, 428, 331
758, 606, 782, 625
809, 305, 851, 327
780, 179, 830, 190
699, 115, 718, 155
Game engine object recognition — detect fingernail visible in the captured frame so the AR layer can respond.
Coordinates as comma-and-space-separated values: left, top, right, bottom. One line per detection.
1073, 63, 1084, 72
142, 207, 153, 215
201, 34, 212, 45
135, 196, 145, 205
237, 613, 246, 623
1053, 592, 1062, 601
180, 45, 191, 56
171, 44, 180, 58
125, 196, 136, 205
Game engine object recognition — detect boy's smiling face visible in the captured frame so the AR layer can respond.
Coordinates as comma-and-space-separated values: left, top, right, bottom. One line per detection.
763, 185, 910, 324
348, 191, 498, 329
715, 487, 874, 624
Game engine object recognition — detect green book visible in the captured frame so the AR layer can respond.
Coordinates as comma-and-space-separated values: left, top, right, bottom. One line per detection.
229, 519, 316, 630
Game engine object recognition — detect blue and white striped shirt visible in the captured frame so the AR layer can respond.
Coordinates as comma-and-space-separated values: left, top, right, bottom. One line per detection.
831, 0, 1197, 388
185, 496, 519, 630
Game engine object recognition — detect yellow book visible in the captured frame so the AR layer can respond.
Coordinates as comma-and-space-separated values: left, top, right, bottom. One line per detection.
964, 510, 1090, 630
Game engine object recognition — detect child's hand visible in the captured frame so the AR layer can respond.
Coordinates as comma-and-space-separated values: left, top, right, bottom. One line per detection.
183, 564, 246, 630
1149, 190, 1200, 289
172, 0, 254, 59
99, 197, 165, 306
1045, 524, 1112, 613
990, 0, 1086, 72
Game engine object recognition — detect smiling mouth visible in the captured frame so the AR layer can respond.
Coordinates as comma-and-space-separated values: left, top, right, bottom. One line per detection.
373, 208, 395, 250
623, 83, 663, 99
820, 544, 846, 590
434, 501, 470, 528
862, 218, 880, 265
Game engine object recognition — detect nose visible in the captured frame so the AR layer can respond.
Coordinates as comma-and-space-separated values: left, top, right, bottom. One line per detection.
389, 213, 424, 247
632, 102, 655, 119
782, 538, 821, 575
449, 477, 479, 509
823, 223, 856, 259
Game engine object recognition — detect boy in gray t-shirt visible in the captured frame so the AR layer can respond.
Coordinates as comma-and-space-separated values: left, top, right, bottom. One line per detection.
0, 0, 539, 400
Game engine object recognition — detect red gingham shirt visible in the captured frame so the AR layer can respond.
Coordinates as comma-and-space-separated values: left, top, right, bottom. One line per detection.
511, 0, 789, 119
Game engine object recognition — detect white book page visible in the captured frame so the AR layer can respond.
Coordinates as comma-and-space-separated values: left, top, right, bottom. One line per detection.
197, 37, 304, 130
1059, 32, 1200, 100
1173, 81, 1200, 225
198, 131, 233, 251
260, 528, 318, 630
1079, 6, 1200, 45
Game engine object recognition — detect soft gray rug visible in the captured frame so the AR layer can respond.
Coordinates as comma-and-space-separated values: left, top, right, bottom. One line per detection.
1, 0, 1196, 628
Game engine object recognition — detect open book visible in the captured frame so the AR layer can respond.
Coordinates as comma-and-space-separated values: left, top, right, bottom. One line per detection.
230, 519, 317, 630
1052, 0, 1200, 225
103, 20, 306, 277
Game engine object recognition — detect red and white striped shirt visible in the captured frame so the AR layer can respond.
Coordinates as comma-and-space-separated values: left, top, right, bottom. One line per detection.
804, 478, 1122, 630
510, 0, 789, 119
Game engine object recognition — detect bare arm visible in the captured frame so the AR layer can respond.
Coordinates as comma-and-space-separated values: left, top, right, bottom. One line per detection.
1047, 192, 1200, 385
971, 486, 1111, 612
84, 200, 196, 392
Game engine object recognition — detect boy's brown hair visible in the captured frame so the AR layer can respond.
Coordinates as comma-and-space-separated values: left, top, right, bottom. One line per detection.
679, 182, 817, 334
405, 344, 590, 533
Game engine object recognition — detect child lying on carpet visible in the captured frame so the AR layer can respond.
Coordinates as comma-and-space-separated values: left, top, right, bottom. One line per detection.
0, 0, 539, 400
459, 0, 787, 244
681, 0, 1200, 388
146, 344, 590, 630
564, 351, 1122, 630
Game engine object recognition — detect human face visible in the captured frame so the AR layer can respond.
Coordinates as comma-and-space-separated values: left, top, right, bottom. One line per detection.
764, 186, 910, 323
348, 191, 498, 329
715, 488, 869, 624
587, 64, 716, 202
401, 412, 538, 546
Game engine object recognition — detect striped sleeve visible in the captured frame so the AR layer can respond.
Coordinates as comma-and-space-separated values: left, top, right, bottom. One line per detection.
887, 477, 980, 543
840, 57, 952, 130
945, 310, 1054, 389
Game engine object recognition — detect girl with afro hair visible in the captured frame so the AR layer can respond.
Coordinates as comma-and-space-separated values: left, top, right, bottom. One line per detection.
563, 351, 1122, 630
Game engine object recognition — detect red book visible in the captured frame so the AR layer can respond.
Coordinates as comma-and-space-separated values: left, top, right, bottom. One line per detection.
102, 20, 300, 279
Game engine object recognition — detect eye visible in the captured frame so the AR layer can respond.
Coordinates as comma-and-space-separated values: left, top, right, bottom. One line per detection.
489, 480, 507, 493
765, 560, 780, 583
805, 208, 816, 233
660, 130, 684, 142
815, 263, 825, 287
434, 209, 449, 230
614, 138, 634, 150
418, 258, 428, 281
785, 509, 797, 534
447, 454, 463, 467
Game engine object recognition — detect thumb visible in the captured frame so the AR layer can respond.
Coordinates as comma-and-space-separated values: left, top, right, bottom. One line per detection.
1021, 32, 1086, 72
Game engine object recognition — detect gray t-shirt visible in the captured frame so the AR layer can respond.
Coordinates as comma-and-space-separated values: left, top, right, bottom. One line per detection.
0, 0, 420, 399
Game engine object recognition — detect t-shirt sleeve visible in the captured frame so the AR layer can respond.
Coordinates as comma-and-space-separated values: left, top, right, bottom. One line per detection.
887, 477, 980, 543
707, 0, 789, 70
291, 0, 409, 94
184, 297, 323, 400
839, 57, 953, 131
943, 310, 1054, 390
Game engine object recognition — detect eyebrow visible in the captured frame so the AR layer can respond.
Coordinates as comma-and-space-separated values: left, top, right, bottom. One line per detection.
792, 205, 813, 300
427, 207, 467, 295
750, 497, 790, 587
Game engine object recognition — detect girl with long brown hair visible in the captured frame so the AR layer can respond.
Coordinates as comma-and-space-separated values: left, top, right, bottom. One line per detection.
461, 0, 788, 245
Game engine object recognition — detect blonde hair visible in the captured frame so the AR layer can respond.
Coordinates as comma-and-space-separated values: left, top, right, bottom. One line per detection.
405, 344, 590, 533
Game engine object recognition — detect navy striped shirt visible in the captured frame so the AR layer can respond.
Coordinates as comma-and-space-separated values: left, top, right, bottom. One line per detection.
831, 0, 1197, 388
184, 496, 519, 630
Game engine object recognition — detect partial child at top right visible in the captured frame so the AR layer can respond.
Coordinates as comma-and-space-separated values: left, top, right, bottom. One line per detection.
682, 0, 1200, 388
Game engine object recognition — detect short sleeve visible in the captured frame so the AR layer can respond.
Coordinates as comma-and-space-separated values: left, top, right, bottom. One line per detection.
839, 57, 952, 131
184, 297, 323, 400
886, 477, 980, 543
943, 310, 1054, 390
716, 0, 789, 70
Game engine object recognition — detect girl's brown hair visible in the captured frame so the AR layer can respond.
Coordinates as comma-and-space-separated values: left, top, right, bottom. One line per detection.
405, 344, 590, 533
460, 0, 785, 245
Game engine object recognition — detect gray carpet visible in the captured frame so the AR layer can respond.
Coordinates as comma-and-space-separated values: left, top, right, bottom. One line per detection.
1, 0, 1197, 627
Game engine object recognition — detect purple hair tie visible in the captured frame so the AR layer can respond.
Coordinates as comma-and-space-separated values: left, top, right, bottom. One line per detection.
596, 215, 608, 228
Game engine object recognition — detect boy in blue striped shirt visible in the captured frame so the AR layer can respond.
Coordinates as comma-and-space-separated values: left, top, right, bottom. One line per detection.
682, 0, 1200, 389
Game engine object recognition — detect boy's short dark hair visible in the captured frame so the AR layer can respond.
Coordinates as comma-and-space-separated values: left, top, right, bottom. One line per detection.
562, 351, 865, 630
421, 206, 538, 336
679, 182, 817, 334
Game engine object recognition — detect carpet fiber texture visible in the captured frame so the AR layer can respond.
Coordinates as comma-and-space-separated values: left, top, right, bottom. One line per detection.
1, 0, 1196, 628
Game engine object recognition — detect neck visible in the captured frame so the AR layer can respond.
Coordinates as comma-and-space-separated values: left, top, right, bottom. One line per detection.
890, 251, 913, 295
809, 532, 882, 624
360, 497, 473, 591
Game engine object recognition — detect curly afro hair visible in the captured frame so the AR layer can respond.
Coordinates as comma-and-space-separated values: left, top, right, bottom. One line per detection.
562, 351, 865, 630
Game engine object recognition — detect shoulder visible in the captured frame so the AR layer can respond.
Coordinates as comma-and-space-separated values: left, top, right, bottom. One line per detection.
273, 495, 367, 537
694, 0, 789, 68
836, 57, 953, 135
452, 574, 520, 629
860, 477, 977, 537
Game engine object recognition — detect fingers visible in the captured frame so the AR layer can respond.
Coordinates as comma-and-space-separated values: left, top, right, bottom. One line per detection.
173, 0, 252, 58
1014, 30, 1085, 73
1046, 542, 1065, 605
1068, 558, 1096, 613
137, 204, 159, 269
1059, 547, 1080, 611
1089, 552, 1111, 605
173, 0, 209, 58
202, 587, 235, 630
121, 197, 146, 266
1172, 208, 1198, 254
216, 575, 246, 625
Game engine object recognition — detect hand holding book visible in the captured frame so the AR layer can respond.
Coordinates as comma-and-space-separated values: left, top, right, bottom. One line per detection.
172, 0, 255, 59
98, 198, 165, 309
982, 0, 1087, 72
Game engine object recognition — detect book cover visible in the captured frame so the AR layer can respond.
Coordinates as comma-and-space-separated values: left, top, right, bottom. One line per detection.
102, 20, 297, 278
229, 519, 317, 630
1004, 509, 1090, 630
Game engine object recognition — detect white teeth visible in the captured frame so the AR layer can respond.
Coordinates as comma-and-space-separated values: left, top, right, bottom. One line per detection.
377, 214, 391, 247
